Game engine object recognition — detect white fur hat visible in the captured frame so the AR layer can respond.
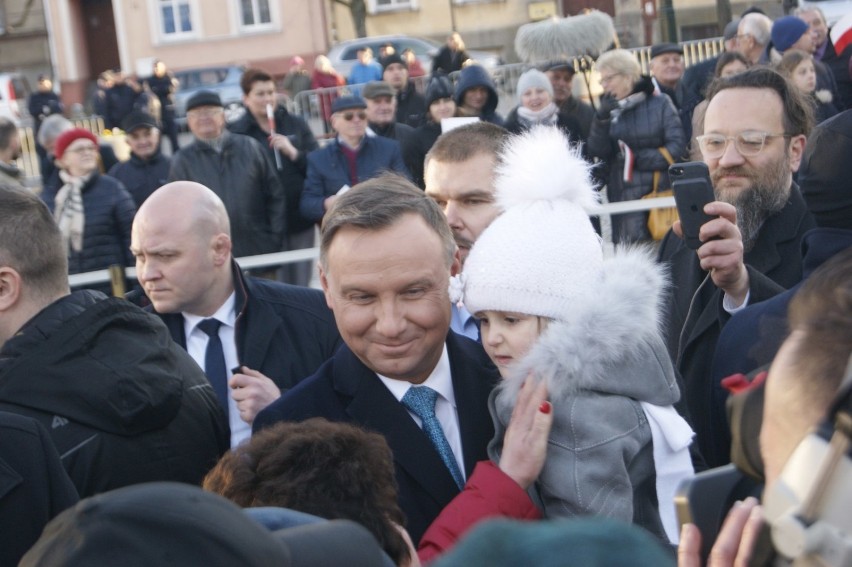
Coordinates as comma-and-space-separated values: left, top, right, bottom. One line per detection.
461, 125, 602, 321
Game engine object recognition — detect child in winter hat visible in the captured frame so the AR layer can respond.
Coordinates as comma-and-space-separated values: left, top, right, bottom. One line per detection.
458, 125, 694, 544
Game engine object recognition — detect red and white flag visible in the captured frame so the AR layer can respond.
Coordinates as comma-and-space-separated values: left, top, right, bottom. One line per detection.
831, 13, 852, 55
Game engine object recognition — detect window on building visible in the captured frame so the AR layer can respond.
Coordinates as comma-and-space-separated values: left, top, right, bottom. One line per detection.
159, 0, 193, 36
240, 0, 272, 27
369, 0, 417, 13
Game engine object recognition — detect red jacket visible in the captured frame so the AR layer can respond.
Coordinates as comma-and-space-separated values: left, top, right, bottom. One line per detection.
418, 461, 541, 563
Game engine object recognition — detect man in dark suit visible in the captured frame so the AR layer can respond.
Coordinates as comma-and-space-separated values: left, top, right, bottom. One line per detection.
255, 175, 499, 543
658, 68, 816, 467
130, 181, 342, 447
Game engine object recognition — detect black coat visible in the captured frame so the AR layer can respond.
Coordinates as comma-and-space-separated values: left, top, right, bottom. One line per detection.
0, 412, 78, 567
132, 262, 342, 394
254, 332, 499, 544
708, 228, 852, 466
27, 91, 63, 134
104, 83, 140, 129
40, 172, 136, 276
229, 106, 319, 235
407, 121, 442, 188
168, 132, 287, 257
587, 80, 686, 242
657, 186, 815, 466
396, 81, 427, 127
107, 150, 171, 207
0, 291, 230, 498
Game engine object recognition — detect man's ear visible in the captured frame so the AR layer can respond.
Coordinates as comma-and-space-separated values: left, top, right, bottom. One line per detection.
318, 264, 334, 310
788, 134, 807, 173
211, 233, 232, 266
450, 248, 462, 277
0, 267, 23, 312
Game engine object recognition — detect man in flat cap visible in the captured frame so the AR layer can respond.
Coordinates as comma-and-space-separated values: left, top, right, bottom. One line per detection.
650, 43, 686, 109
300, 95, 409, 223
108, 110, 171, 207
168, 90, 286, 271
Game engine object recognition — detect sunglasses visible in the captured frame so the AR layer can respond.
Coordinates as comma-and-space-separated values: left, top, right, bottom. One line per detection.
341, 110, 367, 121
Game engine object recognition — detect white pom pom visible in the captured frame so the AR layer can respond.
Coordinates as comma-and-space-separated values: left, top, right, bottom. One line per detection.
495, 125, 599, 211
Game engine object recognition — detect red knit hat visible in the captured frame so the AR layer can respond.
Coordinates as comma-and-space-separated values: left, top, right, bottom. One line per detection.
54, 128, 99, 160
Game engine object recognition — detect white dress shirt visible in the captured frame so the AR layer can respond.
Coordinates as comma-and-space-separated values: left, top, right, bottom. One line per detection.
183, 292, 250, 447
377, 345, 466, 482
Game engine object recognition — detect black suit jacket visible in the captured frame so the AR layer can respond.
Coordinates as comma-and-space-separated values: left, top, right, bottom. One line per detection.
133, 262, 342, 394
254, 331, 499, 543
658, 185, 815, 466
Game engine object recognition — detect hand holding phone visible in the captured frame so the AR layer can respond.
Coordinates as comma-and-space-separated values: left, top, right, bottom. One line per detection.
669, 162, 716, 249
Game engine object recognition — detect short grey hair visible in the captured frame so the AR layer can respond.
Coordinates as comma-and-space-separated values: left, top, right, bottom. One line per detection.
595, 49, 642, 83
37, 114, 72, 147
740, 13, 773, 47
320, 173, 456, 271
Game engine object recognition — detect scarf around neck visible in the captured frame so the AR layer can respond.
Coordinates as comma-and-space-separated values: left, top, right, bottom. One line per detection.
517, 102, 559, 126
55, 170, 93, 254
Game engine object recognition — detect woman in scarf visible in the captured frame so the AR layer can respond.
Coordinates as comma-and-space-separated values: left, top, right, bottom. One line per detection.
41, 128, 135, 293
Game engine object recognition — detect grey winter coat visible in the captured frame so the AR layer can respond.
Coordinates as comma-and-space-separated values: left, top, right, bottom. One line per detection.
588, 81, 686, 243
487, 248, 680, 542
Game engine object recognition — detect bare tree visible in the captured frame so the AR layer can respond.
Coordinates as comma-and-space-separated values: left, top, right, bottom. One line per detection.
333, 0, 368, 38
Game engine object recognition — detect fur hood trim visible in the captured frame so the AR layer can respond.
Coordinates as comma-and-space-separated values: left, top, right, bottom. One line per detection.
494, 246, 680, 415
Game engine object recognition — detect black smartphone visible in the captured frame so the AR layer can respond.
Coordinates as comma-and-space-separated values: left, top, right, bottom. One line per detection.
669, 161, 716, 249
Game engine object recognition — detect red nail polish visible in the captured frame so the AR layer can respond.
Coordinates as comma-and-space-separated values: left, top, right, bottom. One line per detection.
539, 401, 551, 414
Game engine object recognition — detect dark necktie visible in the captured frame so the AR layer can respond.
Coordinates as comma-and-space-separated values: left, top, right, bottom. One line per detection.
401, 386, 464, 489
197, 318, 229, 415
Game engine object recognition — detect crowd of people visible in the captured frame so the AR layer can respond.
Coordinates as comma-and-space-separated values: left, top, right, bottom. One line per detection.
2, 7, 852, 565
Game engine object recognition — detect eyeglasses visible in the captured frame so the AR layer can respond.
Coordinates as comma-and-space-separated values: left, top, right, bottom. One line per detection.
599, 72, 623, 85
341, 110, 367, 121
66, 145, 98, 155
695, 131, 789, 158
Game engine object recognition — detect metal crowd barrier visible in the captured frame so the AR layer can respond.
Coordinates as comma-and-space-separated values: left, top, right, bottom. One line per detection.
291, 37, 724, 138
68, 195, 676, 292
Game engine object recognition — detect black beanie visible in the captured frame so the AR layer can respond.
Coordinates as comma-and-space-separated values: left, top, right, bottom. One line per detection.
426, 75, 454, 107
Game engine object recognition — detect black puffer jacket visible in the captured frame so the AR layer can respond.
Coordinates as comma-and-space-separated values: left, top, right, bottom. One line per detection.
168, 132, 287, 257
229, 106, 318, 235
40, 172, 136, 275
588, 76, 686, 242
0, 291, 230, 498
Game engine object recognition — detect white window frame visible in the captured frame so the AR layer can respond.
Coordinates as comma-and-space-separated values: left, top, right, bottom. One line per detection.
150, 0, 199, 43
368, 0, 419, 14
235, 0, 279, 33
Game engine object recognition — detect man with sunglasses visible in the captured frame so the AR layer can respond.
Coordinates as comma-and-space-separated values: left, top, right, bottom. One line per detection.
300, 95, 410, 223
658, 68, 816, 467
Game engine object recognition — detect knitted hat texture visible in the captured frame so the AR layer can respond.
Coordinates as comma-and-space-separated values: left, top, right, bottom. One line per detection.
462, 125, 602, 321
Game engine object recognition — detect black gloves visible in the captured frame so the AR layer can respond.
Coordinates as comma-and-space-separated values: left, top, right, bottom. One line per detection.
596, 94, 619, 120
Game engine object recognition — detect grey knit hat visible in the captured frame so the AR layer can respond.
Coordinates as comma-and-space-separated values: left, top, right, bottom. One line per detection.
515, 69, 554, 103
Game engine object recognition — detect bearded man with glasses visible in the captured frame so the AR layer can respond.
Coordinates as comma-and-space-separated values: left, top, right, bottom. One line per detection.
657, 67, 816, 467
300, 95, 410, 223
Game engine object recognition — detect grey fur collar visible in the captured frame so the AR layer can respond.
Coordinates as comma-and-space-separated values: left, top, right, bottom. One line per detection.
494, 246, 679, 416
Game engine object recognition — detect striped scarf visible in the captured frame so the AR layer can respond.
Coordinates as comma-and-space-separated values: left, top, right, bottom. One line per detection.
54, 171, 92, 254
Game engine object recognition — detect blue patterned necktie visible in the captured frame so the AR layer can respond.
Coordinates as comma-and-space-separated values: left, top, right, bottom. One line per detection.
401, 386, 464, 489
197, 318, 229, 415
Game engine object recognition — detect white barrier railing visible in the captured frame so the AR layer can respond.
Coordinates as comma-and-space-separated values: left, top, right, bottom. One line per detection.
67, 196, 676, 289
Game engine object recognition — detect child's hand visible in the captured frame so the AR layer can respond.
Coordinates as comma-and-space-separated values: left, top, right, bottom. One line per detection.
499, 375, 552, 489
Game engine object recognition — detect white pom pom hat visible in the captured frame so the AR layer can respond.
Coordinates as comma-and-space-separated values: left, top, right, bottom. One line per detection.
462, 125, 603, 321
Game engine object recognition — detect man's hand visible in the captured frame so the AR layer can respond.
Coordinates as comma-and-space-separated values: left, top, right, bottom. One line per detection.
678, 497, 763, 567
229, 366, 281, 424
269, 133, 298, 161
499, 376, 553, 490
674, 202, 749, 306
